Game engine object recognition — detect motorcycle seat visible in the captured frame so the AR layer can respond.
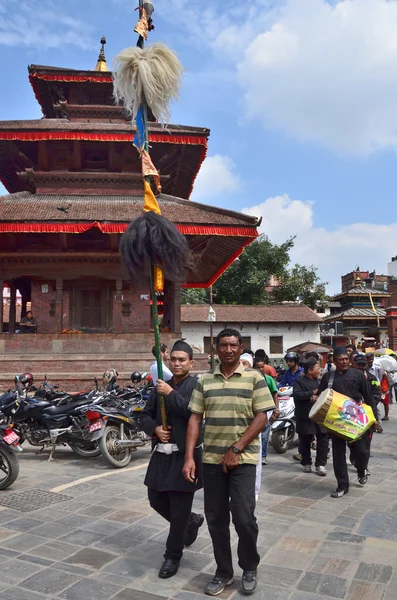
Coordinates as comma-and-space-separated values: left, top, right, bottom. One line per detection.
43, 398, 92, 415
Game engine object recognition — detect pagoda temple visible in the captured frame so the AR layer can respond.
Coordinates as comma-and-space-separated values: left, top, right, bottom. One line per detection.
322, 269, 390, 347
0, 39, 259, 389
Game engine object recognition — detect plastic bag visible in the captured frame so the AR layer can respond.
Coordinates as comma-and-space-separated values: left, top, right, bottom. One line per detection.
323, 391, 376, 441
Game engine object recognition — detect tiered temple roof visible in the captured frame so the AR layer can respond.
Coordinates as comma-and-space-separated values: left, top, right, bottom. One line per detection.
0, 39, 259, 287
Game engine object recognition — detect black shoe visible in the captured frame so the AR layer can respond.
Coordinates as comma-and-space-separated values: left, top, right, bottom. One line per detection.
158, 558, 180, 579
330, 487, 349, 498
381, 416, 389, 421
185, 514, 204, 547
358, 474, 368, 486
241, 570, 258, 595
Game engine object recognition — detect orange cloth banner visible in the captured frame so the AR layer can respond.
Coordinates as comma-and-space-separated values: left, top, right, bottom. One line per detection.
143, 179, 161, 215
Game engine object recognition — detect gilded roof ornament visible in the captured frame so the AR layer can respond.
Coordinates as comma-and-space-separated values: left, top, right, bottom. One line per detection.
95, 36, 109, 72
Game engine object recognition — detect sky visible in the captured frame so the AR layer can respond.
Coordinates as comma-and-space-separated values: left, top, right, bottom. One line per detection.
1, 0, 397, 294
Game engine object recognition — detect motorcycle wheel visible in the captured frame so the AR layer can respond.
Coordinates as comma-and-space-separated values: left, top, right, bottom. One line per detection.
272, 430, 289, 454
99, 425, 132, 468
0, 446, 19, 490
69, 441, 101, 458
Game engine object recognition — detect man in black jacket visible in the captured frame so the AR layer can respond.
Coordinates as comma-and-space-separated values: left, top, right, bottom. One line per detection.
316, 346, 374, 498
350, 354, 382, 465
293, 357, 328, 476
140, 340, 203, 579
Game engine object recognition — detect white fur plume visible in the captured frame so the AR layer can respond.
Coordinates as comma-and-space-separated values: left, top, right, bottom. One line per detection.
113, 43, 183, 123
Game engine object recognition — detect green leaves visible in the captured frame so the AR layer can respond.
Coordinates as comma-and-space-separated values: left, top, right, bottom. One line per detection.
211, 235, 327, 307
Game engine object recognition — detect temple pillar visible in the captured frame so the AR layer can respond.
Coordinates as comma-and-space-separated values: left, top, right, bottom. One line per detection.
21, 295, 27, 318
173, 283, 182, 335
0, 277, 3, 333
113, 279, 123, 332
164, 282, 181, 334
55, 278, 63, 332
9, 281, 16, 334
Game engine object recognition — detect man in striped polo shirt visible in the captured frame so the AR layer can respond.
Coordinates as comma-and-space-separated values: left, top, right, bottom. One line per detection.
183, 329, 275, 597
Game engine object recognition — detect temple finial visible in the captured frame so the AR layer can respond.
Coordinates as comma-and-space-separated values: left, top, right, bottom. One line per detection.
95, 36, 109, 72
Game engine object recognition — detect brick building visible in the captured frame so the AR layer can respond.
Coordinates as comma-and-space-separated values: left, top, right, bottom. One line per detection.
0, 41, 259, 389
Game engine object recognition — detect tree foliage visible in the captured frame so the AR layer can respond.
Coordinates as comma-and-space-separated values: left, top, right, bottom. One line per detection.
180, 288, 209, 305
272, 264, 328, 309
212, 235, 295, 305
184, 234, 329, 307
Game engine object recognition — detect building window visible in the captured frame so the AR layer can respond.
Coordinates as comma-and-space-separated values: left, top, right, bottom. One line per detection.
269, 336, 283, 354
203, 336, 251, 353
71, 286, 111, 330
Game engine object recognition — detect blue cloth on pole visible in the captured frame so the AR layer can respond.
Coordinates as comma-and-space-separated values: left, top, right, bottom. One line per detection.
133, 106, 145, 153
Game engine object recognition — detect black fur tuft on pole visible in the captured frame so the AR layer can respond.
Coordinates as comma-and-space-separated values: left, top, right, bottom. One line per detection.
119, 212, 194, 281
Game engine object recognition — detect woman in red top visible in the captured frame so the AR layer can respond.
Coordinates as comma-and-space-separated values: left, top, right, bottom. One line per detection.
380, 373, 390, 421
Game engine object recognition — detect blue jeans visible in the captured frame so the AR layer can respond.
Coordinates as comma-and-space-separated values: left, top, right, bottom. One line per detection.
261, 422, 271, 458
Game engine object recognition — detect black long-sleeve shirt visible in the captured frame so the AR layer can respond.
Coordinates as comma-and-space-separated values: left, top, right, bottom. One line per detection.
293, 375, 325, 435
139, 375, 196, 452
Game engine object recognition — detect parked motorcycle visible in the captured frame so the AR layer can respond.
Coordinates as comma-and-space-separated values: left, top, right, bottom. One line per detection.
0, 390, 101, 461
85, 401, 149, 468
271, 386, 297, 453
0, 412, 22, 489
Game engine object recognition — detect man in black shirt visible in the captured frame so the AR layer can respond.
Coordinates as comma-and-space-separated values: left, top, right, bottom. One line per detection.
293, 357, 328, 476
351, 354, 382, 461
316, 346, 374, 498
140, 341, 203, 579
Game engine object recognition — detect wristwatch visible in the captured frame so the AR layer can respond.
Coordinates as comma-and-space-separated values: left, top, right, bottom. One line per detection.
231, 445, 242, 454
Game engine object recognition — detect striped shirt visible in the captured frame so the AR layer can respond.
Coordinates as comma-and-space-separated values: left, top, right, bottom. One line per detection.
189, 363, 275, 465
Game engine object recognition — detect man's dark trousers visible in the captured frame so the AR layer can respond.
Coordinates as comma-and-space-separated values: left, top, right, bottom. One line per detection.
148, 489, 195, 560
300, 432, 328, 467
332, 435, 369, 490
203, 463, 260, 580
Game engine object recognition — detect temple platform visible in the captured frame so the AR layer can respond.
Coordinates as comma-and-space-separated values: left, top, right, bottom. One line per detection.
0, 333, 208, 391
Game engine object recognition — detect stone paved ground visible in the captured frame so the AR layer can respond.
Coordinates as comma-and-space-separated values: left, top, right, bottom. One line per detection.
0, 414, 396, 600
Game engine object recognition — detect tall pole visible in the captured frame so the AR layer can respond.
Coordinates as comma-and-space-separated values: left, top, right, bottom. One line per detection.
136, 1, 167, 429
209, 286, 214, 369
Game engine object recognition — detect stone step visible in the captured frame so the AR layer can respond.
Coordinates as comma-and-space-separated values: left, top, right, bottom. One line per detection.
0, 356, 209, 392
0, 332, 180, 356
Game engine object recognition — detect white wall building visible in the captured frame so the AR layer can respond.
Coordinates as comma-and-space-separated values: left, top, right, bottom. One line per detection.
388, 256, 397, 279
181, 304, 321, 362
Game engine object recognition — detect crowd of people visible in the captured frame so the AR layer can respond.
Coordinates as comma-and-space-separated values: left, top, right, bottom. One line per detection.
140, 332, 388, 596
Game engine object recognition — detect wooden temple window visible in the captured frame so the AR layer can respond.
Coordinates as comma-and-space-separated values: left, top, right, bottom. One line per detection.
82, 143, 108, 171
70, 227, 109, 251
71, 286, 111, 331
89, 91, 110, 105
50, 142, 73, 171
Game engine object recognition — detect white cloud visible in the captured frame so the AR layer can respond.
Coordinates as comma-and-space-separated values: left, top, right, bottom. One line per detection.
238, 0, 397, 155
243, 194, 313, 240
191, 154, 241, 200
0, 0, 95, 49
243, 194, 395, 294
152, 0, 277, 56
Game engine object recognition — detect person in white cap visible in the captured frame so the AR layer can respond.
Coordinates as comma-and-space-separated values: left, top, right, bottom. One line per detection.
240, 353, 263, 500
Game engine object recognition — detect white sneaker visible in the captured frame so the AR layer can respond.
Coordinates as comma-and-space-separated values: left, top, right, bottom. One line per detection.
316, 466, 327, 476
302, 465, 312, 473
